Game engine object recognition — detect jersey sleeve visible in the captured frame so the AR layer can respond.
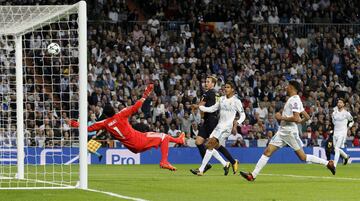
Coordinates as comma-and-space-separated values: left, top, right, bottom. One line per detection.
290, 98, 302, 113
202, 90, 216, 105
236, 99, 246, 125
202, 92, 208, 102
88, 120, 106, 132
199, 98, 220, 113
347, 112, 354, 128
331, 111, 335, 123
119, 100, 144, 117
69, 119, 105, 132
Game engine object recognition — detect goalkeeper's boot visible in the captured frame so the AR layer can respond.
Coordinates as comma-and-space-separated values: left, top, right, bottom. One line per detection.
232, 159, 239, 174
239, 171, 255, 181
327, 160, 336, 175
343, 155, 350, 165
223, 162, 231, 176
160, 162, 177, 171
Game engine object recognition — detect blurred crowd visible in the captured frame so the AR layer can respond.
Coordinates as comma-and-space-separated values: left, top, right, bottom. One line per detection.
1, 0, 360, 148
136, 0, 360, 24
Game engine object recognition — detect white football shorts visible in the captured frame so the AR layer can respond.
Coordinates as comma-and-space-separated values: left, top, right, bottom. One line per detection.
209, 127, 231, 140
269, 130, 303, 151
333, 132, 347, 148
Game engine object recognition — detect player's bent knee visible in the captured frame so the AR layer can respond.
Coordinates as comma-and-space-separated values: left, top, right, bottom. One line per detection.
205, 138, 218, 150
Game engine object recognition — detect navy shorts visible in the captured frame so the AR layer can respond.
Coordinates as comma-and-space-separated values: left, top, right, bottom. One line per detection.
198, 118, 218, 139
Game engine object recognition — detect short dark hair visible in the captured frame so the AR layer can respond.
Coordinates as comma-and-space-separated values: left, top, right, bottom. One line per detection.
225, 81, 235, 89
289, 80, 301, 92
103, 104, 115, 117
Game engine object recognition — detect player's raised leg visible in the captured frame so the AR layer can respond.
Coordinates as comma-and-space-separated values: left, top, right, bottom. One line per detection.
294, 148, 335, 175
167, 132, 185, 144
144, 132, 184, 171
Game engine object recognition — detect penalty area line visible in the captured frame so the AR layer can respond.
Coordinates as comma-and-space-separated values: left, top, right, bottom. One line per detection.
84, 188, 149, 201
261, 173, 360, 181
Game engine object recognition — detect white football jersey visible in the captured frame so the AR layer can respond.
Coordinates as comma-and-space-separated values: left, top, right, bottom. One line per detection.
279, 95, 304, 133
199, 95, 245, 131
332, 107, 353, 135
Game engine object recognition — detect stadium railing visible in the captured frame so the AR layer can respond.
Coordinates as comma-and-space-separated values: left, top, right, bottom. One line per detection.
88, 21, 360, 37
88, 20, 187, 34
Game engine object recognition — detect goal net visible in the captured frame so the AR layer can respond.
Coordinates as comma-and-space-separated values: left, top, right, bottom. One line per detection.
0, 1, 88, 189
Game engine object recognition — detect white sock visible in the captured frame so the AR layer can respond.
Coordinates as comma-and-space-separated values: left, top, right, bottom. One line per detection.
212, 149, 227, 166
199, 149, 213, 172
306, 154, 328, 166
334, 147, 340, 167
339, 148, 348, 159
252, 155, 269, 178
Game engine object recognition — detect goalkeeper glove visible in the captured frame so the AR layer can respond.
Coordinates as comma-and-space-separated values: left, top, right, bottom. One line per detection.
142, 84, 154, 99
69, 120, 80, 127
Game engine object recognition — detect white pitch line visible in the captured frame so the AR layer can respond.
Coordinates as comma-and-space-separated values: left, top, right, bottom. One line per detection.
85, 188, 149, 201
261, 173, 360, 181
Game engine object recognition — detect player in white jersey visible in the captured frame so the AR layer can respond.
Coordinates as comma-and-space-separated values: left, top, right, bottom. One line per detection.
195, 81, 246, 176
240, 81, 336, 181
332, 98, 353, 168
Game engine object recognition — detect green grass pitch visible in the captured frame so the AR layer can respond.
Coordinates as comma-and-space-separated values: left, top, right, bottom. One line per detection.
2, 164, 360, 201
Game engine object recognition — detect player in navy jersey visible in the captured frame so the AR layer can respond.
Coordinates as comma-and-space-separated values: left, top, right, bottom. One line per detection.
190, 77, 240, 175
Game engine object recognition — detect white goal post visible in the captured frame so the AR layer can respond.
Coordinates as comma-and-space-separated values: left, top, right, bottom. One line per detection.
0, 1, 87, 189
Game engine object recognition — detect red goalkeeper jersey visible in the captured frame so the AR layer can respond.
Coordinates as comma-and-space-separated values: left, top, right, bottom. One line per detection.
71, 100, 149, 153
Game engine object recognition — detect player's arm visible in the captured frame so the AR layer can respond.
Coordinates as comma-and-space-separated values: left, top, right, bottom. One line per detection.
120, 84, 153, 117
275, 99, 302, 123
299, 110, 310, 124
236, 99, 246, 125
275, 112, 301, 123
119, 99, 145, 117
67, 119, 106, 132
347, 112, 354, 128
199, 100, 220, 113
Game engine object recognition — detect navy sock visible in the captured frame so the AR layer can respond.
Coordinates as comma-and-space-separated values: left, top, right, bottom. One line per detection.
196, 144, 206, 159
217, 145, 235, 164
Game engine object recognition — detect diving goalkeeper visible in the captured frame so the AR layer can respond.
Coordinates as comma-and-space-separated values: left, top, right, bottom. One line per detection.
68, 84, 184, 171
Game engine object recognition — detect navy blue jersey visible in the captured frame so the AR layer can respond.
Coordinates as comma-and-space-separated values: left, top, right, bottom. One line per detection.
202, 89, 218, 121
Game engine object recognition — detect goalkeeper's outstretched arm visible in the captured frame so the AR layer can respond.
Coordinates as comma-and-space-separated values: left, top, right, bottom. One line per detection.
68, 119, 106, 132
119, 83, 154, 118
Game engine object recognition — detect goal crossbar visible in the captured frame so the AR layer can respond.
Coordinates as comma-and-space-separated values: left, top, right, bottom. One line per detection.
0, 4, 79, 36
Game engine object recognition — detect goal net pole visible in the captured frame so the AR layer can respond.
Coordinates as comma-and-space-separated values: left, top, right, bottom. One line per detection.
78, 0, 87, 190
15, 35, 24, 180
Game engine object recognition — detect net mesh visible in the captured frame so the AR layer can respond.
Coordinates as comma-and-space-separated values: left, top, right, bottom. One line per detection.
0, 5, 81, 188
